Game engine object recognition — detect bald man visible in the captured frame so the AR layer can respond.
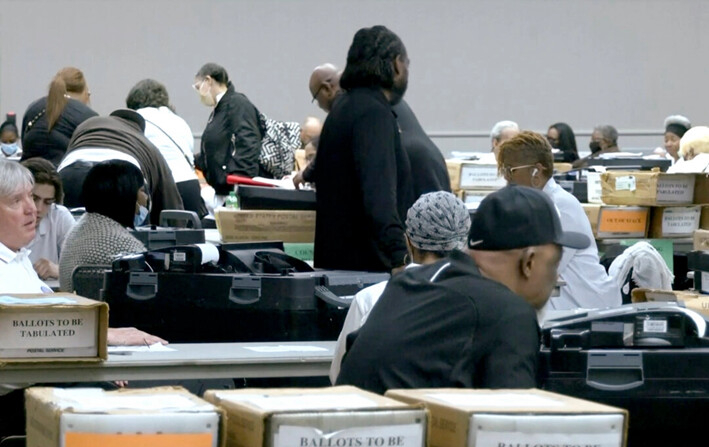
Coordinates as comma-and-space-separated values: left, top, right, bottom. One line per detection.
300, 116, 322, 147
309, 63, 342, 113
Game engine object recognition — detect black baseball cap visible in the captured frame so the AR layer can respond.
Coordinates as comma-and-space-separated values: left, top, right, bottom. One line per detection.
468, 185, 590, 251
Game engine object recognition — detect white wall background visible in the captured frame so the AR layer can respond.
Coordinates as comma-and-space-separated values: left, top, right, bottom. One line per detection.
1, 0, 708, 156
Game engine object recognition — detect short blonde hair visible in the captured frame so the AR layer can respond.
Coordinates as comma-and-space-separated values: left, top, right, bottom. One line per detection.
679, 126, 709, 159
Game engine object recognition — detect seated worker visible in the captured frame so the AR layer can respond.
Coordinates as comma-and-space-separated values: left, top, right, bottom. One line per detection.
668, 126, 709, 173
0, 159, 165, 438
336, 185, 590, 393
330, 191, 470, 382
1, 112, 21, 158
21, 158, 76, 280
490, 120, 519, 161
498, 131, 621, 311
571, 124, 620, 169
57, 109, 183, 224
59, 160, 148, 292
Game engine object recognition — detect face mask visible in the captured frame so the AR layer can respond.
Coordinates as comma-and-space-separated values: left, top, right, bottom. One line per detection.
589, 141, 602, 153
134, 205, 149, 227
1, 142, 19, 156
199, 82, 216, 107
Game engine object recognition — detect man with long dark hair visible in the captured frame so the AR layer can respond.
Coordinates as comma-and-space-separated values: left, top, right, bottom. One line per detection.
313, 25, 414, 273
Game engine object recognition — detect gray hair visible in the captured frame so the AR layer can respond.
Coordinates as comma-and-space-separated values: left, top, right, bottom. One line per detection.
594, 124, 618, 144
405, 191, 471, 252
0, 159, 34, 198
126, 78, 171, 111
490, 120, 519, 142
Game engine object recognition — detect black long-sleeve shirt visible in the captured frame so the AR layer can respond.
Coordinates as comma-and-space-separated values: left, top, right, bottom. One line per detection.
313, 88, 414, 272
393, 100, 451, 198
337, 250, 541, 394
197, 83, 264, 195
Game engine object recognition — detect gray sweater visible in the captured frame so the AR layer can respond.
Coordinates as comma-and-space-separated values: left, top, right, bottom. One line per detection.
59, 213, 146, 292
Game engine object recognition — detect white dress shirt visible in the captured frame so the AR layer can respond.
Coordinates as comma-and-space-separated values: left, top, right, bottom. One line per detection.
27, 204, 76, 265
0, 242, 53, 294
0, 242, 52, 395
543, 178, 621, 311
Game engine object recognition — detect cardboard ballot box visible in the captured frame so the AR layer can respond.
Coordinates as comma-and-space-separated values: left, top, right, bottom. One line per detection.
203, 386, 427, 447
632, 287, 709, 320
648, 205, 703, 238
386, 388, 627, 447
0, 293, 107, 362
26, 386, 225, 447
447, 160, 506, 190
694, 228, 709, 251
595, 206, 650, 239
215, 208, 316, 243
601, 171, 695, 206
454, 189, 491, 211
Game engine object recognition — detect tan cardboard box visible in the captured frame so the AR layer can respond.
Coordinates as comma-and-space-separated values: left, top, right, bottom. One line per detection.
648, 205, 703, 238
0, 293, 108, 363
203, 386, 427, 447
215, 208, 316, 243
454, 189, 492, 210
447, 160, 506, 190
693, 229, 709, 251
582, 204, 601, 237
631, 288, 709, 319
601, 170, 695, 206
386, 388, 627, 447
694, 173, 709, 204
596, 206, 650, 239
26, 386, 225, 447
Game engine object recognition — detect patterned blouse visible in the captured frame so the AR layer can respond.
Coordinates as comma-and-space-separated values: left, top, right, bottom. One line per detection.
59, 212, 146, 292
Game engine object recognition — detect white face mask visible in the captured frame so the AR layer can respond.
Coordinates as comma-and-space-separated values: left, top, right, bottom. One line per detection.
134, 204, 149, 227
198, 81, 216, 107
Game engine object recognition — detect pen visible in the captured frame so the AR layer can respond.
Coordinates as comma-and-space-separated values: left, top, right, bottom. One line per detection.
110, 351, 133, 356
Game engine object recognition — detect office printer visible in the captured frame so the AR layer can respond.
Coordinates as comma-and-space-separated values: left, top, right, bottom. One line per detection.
102, 242, 389, 343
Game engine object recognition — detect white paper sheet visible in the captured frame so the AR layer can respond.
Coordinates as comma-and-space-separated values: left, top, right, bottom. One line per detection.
0, 296, 76, 305
108, 343, 175, 353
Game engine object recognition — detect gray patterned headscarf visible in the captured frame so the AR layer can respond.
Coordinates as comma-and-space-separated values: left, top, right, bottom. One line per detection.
405, 191, 471, 251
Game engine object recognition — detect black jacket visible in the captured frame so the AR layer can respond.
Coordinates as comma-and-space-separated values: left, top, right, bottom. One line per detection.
21, 96, 98, 166
313, 88, 414, 272
337, 250, 541, 394
393, 100, 451, 199
197, 83, 264, 195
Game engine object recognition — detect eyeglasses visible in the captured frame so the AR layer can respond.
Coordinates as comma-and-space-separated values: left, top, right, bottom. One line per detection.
502, 164, 536, 178
192, 79, 206, 91
311, 84, 324, 103
311, 78, 333, 103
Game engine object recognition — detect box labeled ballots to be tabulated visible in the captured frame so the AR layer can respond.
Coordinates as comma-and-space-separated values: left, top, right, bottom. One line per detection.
601, 171, 695, 206
203, 386, 427, 447
0, 293, 107, 362
447, 160, 506, 190
386, 388, 628, 447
